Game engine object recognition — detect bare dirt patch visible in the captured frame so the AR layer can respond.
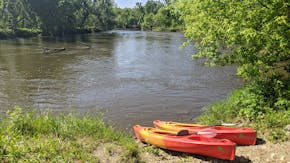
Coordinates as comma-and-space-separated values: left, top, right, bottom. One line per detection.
93, 143, 124, 163
90, 139, 290, 163
137, 140, 290, 163
236, 141, 290, 163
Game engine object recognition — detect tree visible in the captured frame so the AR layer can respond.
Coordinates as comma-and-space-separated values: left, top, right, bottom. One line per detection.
144, 0, 164, 15
74, 0, 92, 28
175, 0, 289, 109
142, 13, 154, 30
135, 2, 145, 26
153, 4, 183, 31
0, 0, 38, 31
154, 7, 171, 28
114, 6, 143, 29
112, 0, 181, 31
27, 0, 60, 35
26, 0, 116, 35
96, 0, 115, 30
57, 0, 77, 34
0, 0, 9, 29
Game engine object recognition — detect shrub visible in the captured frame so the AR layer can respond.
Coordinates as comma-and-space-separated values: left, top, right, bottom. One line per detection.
197, 82, 290, 142
14, 28, 41, 38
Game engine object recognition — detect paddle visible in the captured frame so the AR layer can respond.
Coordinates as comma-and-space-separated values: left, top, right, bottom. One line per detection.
153, 128, 217, 137
176, 128, 217, 138
221, 122, 242, 126
195, 128, 217, 138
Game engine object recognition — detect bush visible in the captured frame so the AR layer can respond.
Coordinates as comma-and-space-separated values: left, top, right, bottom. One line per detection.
0, 28, 41, 38
0, 29, 12, 38
197, 81, 290, 141
14, 28, 41, 38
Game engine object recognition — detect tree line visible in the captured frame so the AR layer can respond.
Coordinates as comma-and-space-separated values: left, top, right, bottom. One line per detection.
114, 0, 182, 31
0, 0, 115, 36
0, 0, 181, 37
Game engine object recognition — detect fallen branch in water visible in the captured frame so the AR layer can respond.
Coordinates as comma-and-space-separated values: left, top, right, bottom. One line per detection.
80, 42, 92, 49
42, 47, 66, 54
42, 42, 92, 54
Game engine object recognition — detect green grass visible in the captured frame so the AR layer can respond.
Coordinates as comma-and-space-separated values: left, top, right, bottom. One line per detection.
196, 84, 290, 142
1, 83, 288, 161
0, 107, 141, 162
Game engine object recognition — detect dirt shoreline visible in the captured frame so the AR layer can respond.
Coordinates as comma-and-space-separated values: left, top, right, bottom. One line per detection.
93, 138, 289, 163
139, 140, 290, 163
235, 141, 290, 163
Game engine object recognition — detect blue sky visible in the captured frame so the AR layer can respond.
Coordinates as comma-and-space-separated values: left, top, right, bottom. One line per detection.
114, 0, 148, 8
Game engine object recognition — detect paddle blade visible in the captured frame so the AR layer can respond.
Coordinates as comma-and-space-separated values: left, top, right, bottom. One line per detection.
196, 128, 217, 138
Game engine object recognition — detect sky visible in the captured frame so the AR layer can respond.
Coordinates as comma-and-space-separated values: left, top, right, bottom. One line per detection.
114, 0, 148, 8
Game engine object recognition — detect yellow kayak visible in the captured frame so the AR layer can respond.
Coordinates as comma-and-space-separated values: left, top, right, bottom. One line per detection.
133, 125, 236, 160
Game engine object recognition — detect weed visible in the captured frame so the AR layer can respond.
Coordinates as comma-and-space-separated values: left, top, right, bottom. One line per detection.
0, 107, 141, 162
145, 146, 163, 156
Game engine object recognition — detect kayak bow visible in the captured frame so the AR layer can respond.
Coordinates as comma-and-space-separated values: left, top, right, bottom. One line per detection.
133, 125, 236, 160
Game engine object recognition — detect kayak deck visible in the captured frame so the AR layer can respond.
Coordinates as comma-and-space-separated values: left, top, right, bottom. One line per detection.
133, 125, 236, 160
153, 120, 257, 145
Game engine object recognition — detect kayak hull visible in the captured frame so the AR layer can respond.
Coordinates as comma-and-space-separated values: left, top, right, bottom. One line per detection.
153, 120, 257, 145
133, 125, 236, 160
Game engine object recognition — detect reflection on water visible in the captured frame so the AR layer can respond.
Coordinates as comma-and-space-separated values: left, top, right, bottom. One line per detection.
0, 31, 242, 129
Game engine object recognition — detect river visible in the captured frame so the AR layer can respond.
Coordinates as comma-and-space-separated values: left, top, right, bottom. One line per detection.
0, 30, 242, 129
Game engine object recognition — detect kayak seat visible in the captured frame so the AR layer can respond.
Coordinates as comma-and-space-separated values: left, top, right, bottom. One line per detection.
177, 130, 190, 136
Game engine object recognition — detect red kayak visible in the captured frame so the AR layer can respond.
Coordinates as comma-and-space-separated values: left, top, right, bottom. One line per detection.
153, 120, 257, 145
133, 125, 236, 160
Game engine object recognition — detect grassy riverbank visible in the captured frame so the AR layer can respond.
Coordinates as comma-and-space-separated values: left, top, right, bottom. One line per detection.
1, 104, 289, 162
197, 84, 290, 142
0, 28, 41, 39
0, 28, 103, 39
1, 94, 289, 162
0, 107, 141, 162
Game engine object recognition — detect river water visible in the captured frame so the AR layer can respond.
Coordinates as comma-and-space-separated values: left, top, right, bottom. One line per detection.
0, 30, 242, 129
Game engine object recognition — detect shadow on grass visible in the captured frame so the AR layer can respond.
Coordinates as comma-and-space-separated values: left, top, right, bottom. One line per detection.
255, 138, 266, 145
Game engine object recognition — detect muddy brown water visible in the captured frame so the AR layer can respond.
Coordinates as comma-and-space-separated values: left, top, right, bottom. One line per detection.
0, 30, 242, 130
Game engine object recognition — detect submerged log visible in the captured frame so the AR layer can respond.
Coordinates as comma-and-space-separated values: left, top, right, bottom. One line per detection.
42, 42, 91, 54
42, 47, 66, 54
80, 42, 92, 49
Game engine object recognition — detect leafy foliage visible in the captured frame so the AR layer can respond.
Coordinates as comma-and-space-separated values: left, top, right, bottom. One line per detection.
176, 0, 289, 80
0, 0, 116, 36
114, 0, 183, 31
27, 0, 115, 36
175, 0, 289, 118
0, 0, 183, 36
114, 7, 142, 29
197, 86, 290, 142
0, 0, 39, 31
